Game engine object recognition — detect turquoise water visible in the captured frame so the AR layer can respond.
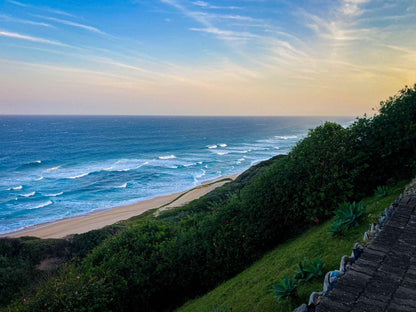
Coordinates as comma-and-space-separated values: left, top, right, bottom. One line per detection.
0, 116, 353, 234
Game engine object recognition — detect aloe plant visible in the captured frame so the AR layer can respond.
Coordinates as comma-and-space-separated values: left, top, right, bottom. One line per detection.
272, 274, 299, 299
330, 201, 365, 236
336, 201, 364, 227
329, 218, 348, 236
375, 186, 387, 198
294, 260, 308, 281
304, 257, 326, 281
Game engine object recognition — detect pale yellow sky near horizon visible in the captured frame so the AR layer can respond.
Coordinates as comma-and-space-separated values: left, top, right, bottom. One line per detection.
1, 0, 416, 116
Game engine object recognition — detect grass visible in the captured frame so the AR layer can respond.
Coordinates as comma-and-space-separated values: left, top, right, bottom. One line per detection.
176, 180, 408, 312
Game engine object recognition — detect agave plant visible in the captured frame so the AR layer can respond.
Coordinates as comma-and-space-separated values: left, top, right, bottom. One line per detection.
335, 201, 364, 228
330, 201, 365, 236
294, 260, 308, 281
272, 274, 299, 299
375, 186, 387, 198
304, 257, 326, 281
329, 218, 348, 236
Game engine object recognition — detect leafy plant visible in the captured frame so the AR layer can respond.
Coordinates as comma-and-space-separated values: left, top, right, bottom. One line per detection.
375, 186, 387, 198
330, 201, 365, 236
272, 274, 299, 300
329, 218, 348, 236
294, 257, 326, 282
303, 257, 326, 281
294, 260, 308, 281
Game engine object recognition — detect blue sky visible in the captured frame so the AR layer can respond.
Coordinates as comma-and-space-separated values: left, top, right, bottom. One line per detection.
0, 0, 416, 115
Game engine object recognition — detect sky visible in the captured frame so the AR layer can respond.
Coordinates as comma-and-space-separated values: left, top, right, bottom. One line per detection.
0, 0, 415, 116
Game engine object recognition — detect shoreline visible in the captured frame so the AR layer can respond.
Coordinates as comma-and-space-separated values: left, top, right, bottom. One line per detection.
0, 174, 240, 239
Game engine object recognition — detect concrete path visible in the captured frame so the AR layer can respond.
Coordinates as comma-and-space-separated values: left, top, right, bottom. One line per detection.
316, 195, 416, 312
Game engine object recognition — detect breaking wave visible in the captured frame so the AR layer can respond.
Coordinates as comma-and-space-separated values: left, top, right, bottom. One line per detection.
29, 200, 53, 210
158, 155, 176, 160
68, 173, 89, 179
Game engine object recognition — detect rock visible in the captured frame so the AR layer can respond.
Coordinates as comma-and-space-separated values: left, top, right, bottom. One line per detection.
309, 291, 324, 306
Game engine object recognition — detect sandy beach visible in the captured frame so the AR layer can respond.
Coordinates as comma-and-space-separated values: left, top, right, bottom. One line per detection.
2, 174, 239, 239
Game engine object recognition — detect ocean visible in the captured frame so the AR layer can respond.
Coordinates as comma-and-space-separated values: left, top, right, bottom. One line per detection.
0, 116, 353, 234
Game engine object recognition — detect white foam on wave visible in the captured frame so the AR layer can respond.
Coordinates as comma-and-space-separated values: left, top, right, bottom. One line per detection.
68, 172, 89, 179
117, 161, 149, 172
208, 145, 217, 149
35, 176, 44, 181
8, 185, 23, 191
231, 149, 252, 154
158, 155, 176, 160
274, 146, 280, 150
116, 183, 127, 189
23, 160, 42, 166
104, 159, 149, 172
275, 135, 298, 140
47, 165, 61, 172
219, 144, 227, 147
30, 200, 53, 210
183, 161, 202, 167
195, 169, 206, 179
216, 151, 229, 156
21, 192, 35, 198
236, 158, 246, 165
45, 192, 63, 197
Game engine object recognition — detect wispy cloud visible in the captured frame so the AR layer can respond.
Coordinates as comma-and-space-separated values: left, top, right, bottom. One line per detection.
43, 8, 75, 18
161, 0, 258, 44
0, 30, 67, 46
191, 1, 240, 10
0, 14, 54, 28
341, 0, 372, 17
6, 0, 27, 7
6, 0, 75, 18
190, 27, 258, 41
34, 15, 105, 34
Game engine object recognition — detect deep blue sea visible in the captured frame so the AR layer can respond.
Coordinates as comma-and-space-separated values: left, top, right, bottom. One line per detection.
0, 116, 353, 234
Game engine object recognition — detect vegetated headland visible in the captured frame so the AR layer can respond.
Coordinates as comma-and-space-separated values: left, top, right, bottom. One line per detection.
1, 84, 416, 312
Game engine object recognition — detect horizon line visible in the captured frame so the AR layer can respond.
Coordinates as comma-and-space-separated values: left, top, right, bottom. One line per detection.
0, 113, 358, 118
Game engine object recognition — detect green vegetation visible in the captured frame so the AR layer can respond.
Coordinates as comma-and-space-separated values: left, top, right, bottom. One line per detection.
272, 257, 326, 301
1, 85, 416, 311
302, 257, 326, 281
177, 181, 407, 312
329, 201, 365, 236
273, 274, 299, 300
375, 185, 388, 198
204, 305, 231, 312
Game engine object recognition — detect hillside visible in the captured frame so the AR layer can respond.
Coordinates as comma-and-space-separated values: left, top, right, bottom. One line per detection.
177, 180, 408, 312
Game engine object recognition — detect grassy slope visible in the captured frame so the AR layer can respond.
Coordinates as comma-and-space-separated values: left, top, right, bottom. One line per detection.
177, 180, 408, 312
